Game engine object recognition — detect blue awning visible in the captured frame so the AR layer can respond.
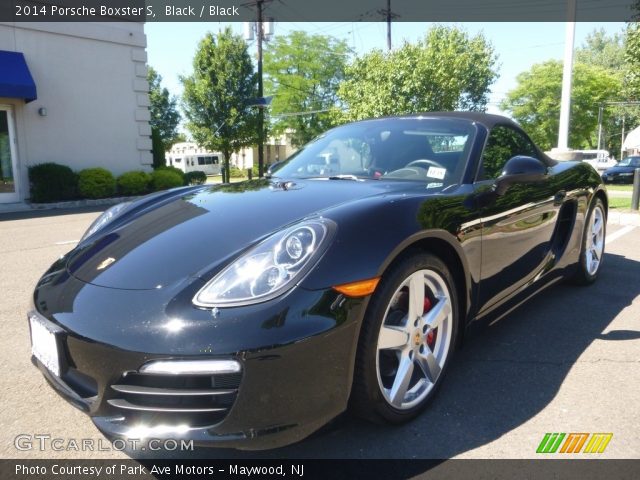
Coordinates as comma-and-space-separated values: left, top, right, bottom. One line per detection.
0, 50, 37, 103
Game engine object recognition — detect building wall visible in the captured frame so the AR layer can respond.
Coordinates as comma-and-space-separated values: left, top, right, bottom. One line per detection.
0, 22, 151, 202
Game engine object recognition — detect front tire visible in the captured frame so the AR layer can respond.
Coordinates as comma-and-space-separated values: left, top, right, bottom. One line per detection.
571, 198, 606, 285
351, 253, 458, 424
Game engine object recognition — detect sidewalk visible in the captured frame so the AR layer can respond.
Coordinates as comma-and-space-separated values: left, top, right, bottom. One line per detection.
608, 210, 640, 226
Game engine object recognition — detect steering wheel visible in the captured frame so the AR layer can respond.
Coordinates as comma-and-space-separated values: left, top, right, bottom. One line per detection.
405, 159, 447, 171
382, 167, 426, 179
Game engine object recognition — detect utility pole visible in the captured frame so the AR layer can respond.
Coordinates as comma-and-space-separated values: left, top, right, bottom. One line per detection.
597, 104, 603, 151
386, 0, 391, 51
244, 1, 273, 177
621, 115, 625, 160
378, 0, 398, 51
595, 101, 640, 155
257, 0, 264, 177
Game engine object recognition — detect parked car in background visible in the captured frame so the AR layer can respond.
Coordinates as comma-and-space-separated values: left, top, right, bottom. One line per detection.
577, 150, 617, 172
29, 113, 607, 450
602, 156, 640, 184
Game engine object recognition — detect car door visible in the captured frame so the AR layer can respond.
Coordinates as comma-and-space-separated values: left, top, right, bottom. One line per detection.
475, 124, 561, 314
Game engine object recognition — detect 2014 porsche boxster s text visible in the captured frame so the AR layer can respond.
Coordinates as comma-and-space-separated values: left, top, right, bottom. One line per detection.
30, 113, 607, 449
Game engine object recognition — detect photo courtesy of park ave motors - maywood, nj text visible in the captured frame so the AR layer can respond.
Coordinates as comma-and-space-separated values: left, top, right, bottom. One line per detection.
1, 0, 640, 478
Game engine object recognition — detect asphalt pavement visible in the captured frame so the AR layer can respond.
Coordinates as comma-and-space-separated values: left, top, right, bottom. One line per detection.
1, 207, 638, 459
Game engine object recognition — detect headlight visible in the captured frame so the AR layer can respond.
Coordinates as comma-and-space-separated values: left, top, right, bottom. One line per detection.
193, 219, 336, 308
80, 202, 131, 242
619, 172, 634, 176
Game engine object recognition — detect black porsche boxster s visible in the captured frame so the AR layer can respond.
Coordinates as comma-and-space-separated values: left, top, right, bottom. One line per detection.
30, 113, 607, 450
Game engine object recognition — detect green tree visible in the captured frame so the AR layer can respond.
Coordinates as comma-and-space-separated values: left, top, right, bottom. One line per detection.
337, 26, 498, 122
264, 31, 351, 146
181, 28, 259, 182
501, 60, 622, 151
576, 28, 626, 71
626, 19, 640, 100
147, 66, 181, 150
151, 127, 166, 169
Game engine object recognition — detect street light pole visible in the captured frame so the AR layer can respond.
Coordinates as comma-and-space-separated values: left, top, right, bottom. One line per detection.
597, 104, 603, 151
557, 0, 576, 150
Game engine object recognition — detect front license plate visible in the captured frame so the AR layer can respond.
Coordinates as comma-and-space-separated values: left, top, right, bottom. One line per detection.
29, 313, 61, 377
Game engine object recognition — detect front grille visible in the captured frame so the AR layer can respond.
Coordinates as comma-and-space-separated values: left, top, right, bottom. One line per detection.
107, 371, 241, 427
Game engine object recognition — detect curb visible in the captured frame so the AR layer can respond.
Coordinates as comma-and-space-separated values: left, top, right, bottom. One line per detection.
0, 196, 139, 214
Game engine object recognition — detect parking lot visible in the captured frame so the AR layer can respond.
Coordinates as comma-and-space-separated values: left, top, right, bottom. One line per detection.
1, 207, 639, 459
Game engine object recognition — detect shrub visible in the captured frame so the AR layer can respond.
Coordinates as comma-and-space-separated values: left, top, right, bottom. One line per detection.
156, 166, 186, 185
229, 166, 246, 178
28, 163, 78, 202
77, 168, 116, 199
184, 171, 207, 185
117, 171, 150, 196
151, 169, 184, 191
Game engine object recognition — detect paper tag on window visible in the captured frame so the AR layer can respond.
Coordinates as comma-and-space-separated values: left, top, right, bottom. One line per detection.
427, 182, 443, 189
426, 167, 446, 179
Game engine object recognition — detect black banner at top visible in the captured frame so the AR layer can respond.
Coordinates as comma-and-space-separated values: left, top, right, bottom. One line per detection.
1, 0, 639, 22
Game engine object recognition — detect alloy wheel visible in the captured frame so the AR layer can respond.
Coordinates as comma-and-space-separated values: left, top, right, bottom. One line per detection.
586, 204, 605, 276
375, 269, 453, 410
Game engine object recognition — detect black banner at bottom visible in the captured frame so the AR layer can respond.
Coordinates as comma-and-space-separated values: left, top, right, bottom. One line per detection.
1, 459, 640, 480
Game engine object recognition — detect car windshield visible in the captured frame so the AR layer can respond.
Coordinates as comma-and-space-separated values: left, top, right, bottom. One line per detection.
272, 117, 476, 188
617, 157, 640, 167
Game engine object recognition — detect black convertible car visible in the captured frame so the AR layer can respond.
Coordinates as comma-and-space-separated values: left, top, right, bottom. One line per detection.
30, 113, 607, 450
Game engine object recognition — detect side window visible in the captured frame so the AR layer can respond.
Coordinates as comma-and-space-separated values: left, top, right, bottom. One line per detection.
479, 125, 538, 180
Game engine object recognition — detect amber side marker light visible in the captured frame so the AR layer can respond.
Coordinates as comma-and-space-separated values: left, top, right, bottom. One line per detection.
332, 277, 380, 297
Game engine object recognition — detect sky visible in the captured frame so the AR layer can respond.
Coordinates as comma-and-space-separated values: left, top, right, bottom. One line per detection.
145, 21, 626, 119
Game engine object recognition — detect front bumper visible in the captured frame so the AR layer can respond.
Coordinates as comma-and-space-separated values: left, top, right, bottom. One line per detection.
29, 276, 367, 450
602, 174, 634, 184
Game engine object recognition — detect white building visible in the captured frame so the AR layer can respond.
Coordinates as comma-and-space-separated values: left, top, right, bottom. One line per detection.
0, 22, 152, 204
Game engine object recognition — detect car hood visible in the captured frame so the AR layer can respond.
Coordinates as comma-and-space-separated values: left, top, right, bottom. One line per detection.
66, 179, 411, 290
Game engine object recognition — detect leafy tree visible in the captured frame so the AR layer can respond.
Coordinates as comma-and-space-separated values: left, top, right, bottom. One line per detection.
264, 31, 351, 147
147, 66, 181, 150
627, 16, 640, 100
574, 27, 632, 156
181, 28, 259, 183
576, 28, 626, 71
622, 22, 640, 131
151, 127, 166, 169
336, 26, 498, 122
501, 60, 621, 151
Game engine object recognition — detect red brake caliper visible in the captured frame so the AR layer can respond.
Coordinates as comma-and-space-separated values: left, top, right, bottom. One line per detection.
423, 297, 437, 348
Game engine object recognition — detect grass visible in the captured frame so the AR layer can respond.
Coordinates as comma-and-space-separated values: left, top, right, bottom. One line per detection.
205, 175, 248, 185
606, 184, 634, 192
609, 197, 632, 210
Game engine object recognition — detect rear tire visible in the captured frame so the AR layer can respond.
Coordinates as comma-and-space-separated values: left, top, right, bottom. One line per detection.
571, 198, 606, 285
350, 253, 458, 424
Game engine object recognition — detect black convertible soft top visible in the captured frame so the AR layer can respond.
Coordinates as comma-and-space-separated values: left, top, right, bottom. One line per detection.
399, 111, 523, 130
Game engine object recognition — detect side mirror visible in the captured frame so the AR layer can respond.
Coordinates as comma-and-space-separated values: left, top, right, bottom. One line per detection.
494, 156, 547, 195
